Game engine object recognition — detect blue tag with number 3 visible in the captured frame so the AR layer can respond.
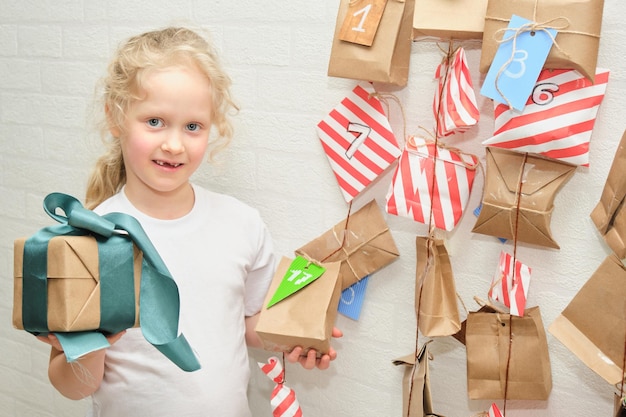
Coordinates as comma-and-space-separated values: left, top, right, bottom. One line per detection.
481, 15, 557, 111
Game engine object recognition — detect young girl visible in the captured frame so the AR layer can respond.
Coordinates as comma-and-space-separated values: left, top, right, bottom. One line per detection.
37, 26, 340, 417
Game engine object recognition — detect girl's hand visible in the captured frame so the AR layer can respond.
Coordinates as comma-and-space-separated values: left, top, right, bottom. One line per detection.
285, 327, 343, 370
36, 330, 127, 352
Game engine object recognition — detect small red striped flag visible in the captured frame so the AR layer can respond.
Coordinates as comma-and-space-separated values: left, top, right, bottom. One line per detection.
433, 47, 480, 137
489, 403, 503, 417
488, 251, 531, 317
317, 83, 402, 202
258, 357, 303, 417
385, 137, 478, 231
482, 68, 609, 166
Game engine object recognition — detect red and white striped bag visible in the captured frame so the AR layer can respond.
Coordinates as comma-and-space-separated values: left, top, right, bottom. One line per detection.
385, 136, 479, 231
316, 83, 402, 202
433, 47, 480, 137
482, 68, 610, 166
488, 403, 503, 417
258, 356, 303, 417
488, 251, 531, 317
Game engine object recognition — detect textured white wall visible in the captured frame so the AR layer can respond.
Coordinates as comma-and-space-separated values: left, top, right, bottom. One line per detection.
1, 1, 624, 416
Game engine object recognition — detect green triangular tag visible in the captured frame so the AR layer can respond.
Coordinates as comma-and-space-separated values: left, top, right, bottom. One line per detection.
267, 256, 326, 308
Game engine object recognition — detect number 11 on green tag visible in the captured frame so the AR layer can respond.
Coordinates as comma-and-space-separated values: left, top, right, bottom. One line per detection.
266, 256, 326, 308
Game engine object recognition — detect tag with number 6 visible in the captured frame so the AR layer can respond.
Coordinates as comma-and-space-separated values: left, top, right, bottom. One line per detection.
266, 256, 326, 308
317, 83, 402, 203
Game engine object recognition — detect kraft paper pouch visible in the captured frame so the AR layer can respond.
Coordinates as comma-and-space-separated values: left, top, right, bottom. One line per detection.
328, 0, 415, 86
13, 236, 142, 331
255, 257, 342, 356
479, 0, 604, 82
472, 147, 575, 249
295, 200, 400, 290
452, 305, 497, 346
549, 254, 626, 385
416, 237, 461, 337
413, 0, 488, 40
591, 130, 626, 259
466, 306, 552, 400
393, 341, 444, 417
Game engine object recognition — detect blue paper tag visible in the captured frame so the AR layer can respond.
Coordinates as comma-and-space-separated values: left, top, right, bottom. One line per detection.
481, 15, 557, 111
338, 275, 369, 320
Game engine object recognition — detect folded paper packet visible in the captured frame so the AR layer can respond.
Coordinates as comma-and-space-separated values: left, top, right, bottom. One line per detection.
295, 200, 399, 290
13, 192, 200, 371
413, 0, 488, 40
479, 0, 604, 82
13, 235, 141, 332
472, 147, 575, 249
255, 257, 342, 356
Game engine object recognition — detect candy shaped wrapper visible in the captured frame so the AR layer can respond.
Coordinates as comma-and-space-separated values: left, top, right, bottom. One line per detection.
433, 46, 479, 137
258, 356, 303, 417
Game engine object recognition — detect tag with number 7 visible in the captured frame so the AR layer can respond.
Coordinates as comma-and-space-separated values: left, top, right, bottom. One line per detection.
266, 256, 326, 308
317, 83, 402, 203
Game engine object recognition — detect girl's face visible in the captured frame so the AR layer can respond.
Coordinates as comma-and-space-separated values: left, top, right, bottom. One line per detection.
117, 65, 213, 210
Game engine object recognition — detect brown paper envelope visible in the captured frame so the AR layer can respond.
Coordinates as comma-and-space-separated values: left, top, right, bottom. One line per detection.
413, 0, 487, 40
13, 235, 141, 332
549, 254, 626, 385
295, 200, 400, 290
472, 147, 575, 249
591, 130, 626, 258
480, 0, 604, 82
255, 257, 342, 356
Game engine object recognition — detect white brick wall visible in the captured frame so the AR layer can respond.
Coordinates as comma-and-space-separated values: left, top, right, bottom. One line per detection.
1, 1, 625, 416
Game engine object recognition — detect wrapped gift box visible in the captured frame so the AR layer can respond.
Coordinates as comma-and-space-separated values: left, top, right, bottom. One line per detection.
13, 235, 141, 332
413, 0, 488, 40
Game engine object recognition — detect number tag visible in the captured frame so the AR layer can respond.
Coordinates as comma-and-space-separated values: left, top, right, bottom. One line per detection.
266, 256, 326, 308
338, 275, 370, 320
480, 14, 557, 111
338, 0, 388, 46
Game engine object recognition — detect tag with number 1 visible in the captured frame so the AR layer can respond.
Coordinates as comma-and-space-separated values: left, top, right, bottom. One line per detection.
481, 14, 557, 111
339, 0, 388, 46
266, 256, 326, 308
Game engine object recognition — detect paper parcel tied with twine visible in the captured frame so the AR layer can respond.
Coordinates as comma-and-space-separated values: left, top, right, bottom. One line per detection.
413, 0, 488, 40
255, 256, 342, 356
295, 200, 399, 290
13, 235, 142, 332
472, 147, 575, 249
549, 254, 626, 385
479, 0, 604, 83
591, 130, 626, 259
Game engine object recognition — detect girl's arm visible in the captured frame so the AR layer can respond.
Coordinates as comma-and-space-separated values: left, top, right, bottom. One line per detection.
37, 331, 125, 400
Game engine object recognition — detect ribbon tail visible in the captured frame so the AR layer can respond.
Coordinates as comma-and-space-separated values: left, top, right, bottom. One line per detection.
153, 334, 201, 372
54, 331, 110, 362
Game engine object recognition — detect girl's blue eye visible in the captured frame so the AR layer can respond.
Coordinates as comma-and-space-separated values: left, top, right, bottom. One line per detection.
187, 123, 199, 132
147, 118, 162, 127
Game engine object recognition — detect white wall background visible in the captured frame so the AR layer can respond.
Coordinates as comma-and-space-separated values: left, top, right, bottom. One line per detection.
1, 1, 624, 416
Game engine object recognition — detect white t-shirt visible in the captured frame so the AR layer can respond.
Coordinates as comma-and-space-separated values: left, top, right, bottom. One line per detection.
88, 184, 275, 417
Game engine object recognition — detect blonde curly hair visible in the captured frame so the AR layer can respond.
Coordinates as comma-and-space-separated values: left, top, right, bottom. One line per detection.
85, 27, 237, 209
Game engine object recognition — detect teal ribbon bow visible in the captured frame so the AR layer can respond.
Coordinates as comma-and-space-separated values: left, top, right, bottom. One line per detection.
22, 192, 201, 372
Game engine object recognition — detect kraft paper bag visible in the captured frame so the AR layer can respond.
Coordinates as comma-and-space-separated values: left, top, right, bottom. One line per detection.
416, 237, 461, 337
549, 254, 626, 385
13, 236, 142, 332
255, 257, 342, 356
591, 130, 626, 259
393, 341, 444, 417
413, 0, 488, 40
295, 200, 400, 290
328, 0, 415, 86
479, 0, 604, 82
466, 306, 552, 400
472, 147, 575, 249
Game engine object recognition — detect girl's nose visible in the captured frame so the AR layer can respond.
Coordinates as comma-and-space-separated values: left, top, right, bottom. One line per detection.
161, 131, 184, 154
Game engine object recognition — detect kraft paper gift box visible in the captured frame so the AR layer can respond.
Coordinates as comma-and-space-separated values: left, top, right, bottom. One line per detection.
479, 0, 604, 82
255, 257, 342, 356
413, 0, 488, 40
591, 129, 626, 259
472, 147, 575, 249
13, 235, 142, 332
295, 199, 400, 290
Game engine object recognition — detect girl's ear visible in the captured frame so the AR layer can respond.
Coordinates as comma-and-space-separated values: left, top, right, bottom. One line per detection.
105, 104, 121, 137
